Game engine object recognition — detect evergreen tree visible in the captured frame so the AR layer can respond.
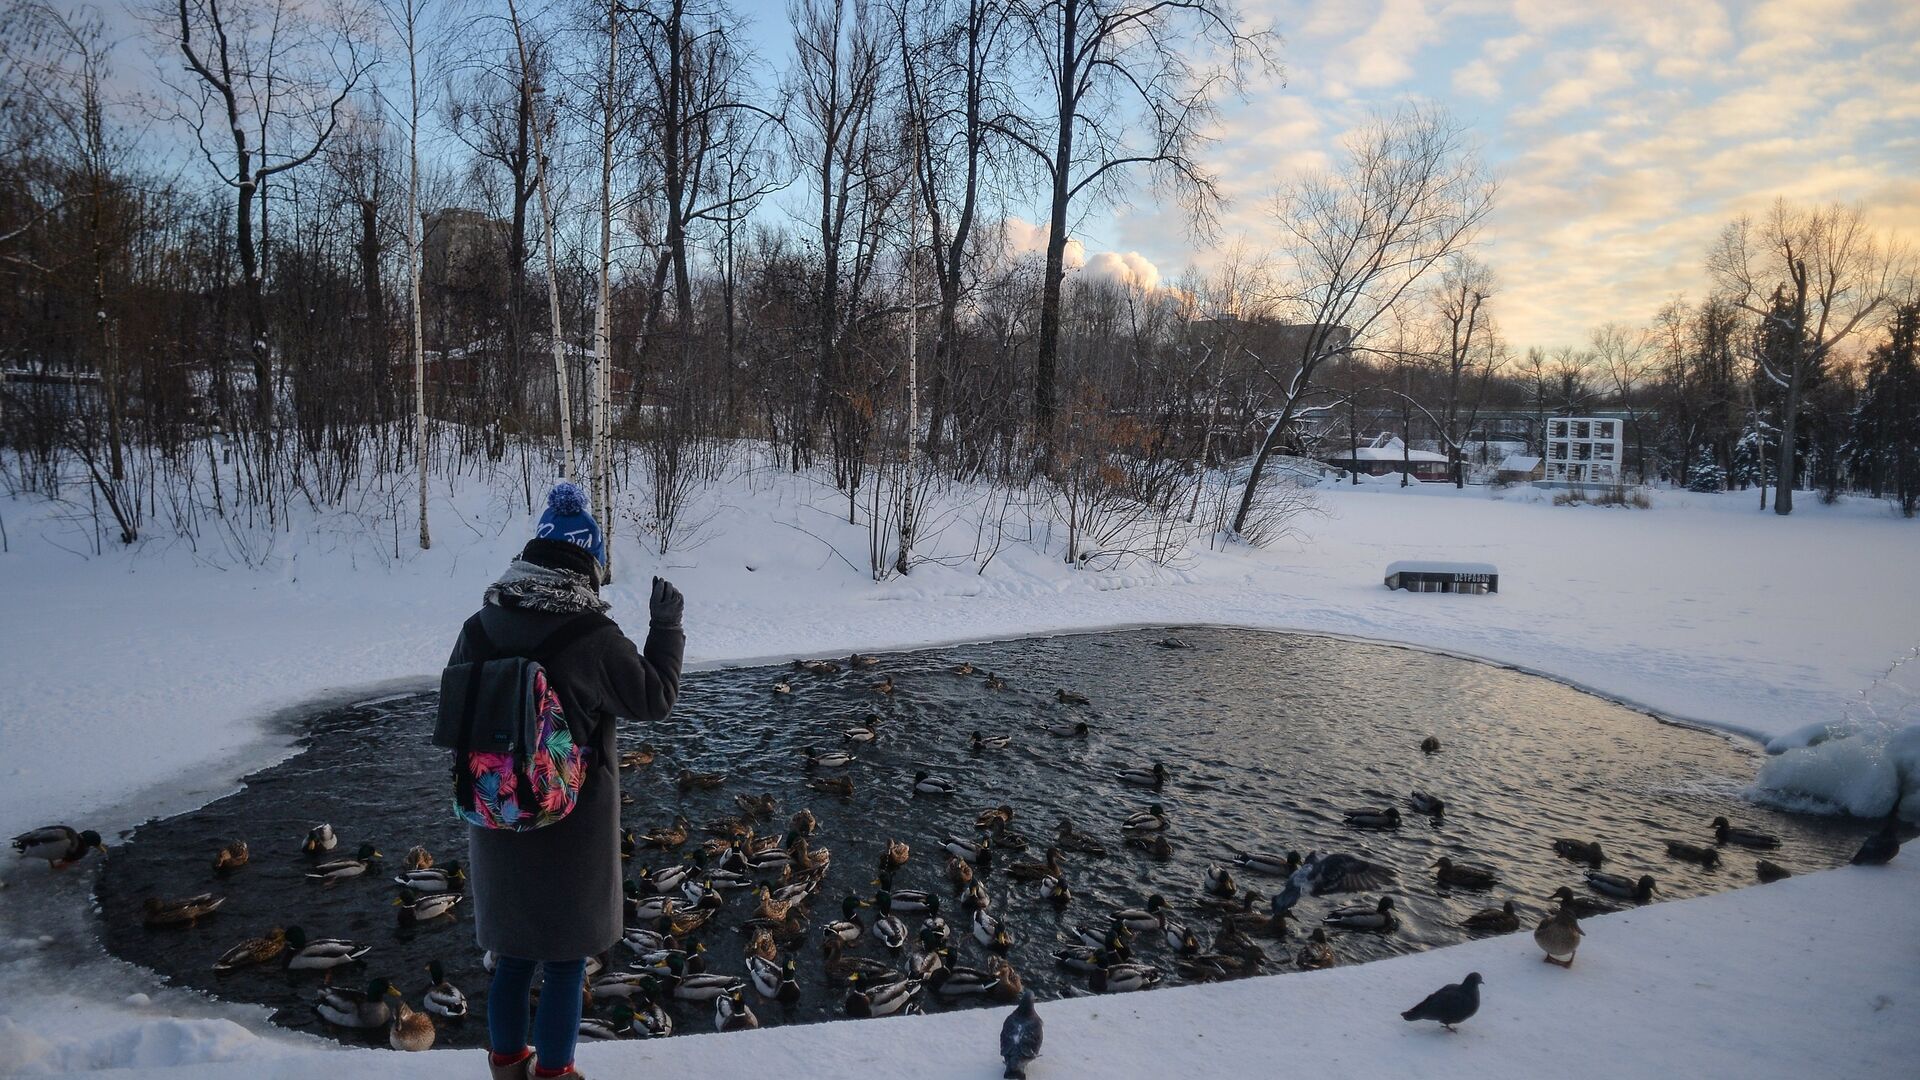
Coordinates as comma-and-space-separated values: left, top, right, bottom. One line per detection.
1687, 447, 1726, 493
1849, 302, 1920, 516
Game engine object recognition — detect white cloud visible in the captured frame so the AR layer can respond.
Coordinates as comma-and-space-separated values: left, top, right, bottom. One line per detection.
1082, 251, 1164, 293
1330, 0, 1436, 90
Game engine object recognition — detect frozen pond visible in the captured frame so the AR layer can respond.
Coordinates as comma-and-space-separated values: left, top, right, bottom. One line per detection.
96, 627, 1860, 1045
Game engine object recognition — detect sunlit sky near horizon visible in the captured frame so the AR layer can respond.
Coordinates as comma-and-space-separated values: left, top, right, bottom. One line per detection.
92, 0, 1920, 351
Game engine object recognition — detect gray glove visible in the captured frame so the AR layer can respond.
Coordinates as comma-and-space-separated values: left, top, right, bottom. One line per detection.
649, 576, 684, 629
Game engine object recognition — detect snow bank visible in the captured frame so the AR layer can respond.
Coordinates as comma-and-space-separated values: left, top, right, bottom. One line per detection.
1753, 648, 1920, 820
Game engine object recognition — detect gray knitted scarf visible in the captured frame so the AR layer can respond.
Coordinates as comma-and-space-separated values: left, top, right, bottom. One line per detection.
484, 559, 610, 614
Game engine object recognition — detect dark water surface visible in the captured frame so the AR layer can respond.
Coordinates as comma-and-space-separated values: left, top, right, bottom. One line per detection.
97, 628, 1859, 1046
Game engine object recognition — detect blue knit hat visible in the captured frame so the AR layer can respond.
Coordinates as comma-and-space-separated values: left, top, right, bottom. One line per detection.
536, 482, 605, 567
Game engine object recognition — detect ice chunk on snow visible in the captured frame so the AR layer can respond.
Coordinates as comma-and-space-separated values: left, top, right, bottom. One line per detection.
1752, 647, 1920, 821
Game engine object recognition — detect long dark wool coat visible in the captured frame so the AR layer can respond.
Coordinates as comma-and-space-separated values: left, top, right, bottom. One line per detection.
448, 599, 683, 961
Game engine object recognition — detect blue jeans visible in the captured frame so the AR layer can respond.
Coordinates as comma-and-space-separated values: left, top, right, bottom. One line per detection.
488, 956, 587, 1071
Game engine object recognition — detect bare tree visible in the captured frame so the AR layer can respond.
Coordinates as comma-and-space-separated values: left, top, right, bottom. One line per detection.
1003, 0, 1274, 439
1708, 200, 1894, 514
1232, 104, 1492, 536
1591, 321, 1653, 482
1427, 252, 1501, 486
505, 0, 572, 478
169, 0, 372, 439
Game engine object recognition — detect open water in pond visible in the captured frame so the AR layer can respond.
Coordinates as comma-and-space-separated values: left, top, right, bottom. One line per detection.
98, 628, 1861, 1046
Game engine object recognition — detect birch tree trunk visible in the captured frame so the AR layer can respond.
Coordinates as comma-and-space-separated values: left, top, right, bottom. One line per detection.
592, 0, 618, 578
406, 0, 430, 550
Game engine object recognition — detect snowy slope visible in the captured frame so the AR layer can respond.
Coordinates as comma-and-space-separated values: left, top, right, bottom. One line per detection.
1, 469, 1916, 1077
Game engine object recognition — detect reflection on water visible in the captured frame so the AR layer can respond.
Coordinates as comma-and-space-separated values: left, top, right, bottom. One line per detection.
97, 628, 1858, 1046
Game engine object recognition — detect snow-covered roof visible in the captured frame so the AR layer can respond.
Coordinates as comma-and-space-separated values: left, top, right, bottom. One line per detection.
1498, 454, 1542, 472
1385, 560, 1499, 576
1330, 434, 1448, 464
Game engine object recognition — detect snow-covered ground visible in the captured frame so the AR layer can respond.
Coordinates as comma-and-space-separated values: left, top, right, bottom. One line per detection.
1, 464, 1916, 1077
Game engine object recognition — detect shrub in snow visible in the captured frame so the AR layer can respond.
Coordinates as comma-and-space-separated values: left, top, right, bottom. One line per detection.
1686, 451, 1726, 493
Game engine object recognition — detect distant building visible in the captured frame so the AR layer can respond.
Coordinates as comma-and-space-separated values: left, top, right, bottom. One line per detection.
1543, 417, 1622, 486
1496, 453, 1543, 484
1319, 433, 1451, 482
423, 209, 509, 291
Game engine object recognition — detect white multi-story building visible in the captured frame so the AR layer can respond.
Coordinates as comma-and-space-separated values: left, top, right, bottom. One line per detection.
1544, 417, 1622, 485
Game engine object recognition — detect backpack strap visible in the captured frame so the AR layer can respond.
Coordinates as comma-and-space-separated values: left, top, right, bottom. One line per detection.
452, 613, 494, 813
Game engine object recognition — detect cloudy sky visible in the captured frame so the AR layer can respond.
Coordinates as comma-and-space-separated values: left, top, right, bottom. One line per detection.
1071, 0, 1920, 348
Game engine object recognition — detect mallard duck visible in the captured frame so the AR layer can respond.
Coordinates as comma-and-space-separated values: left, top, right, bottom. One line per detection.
395, 891, 463, 926
1054, 944, 1127, 975
1126, 833, 1173, 859
744, 841, 794, 874
1755, 859, 1793, 882
1431, 857, 1498, 889
1852, 817, 1901, 866
972, 908, 1013, 952
1544, 885, 1618, 918
621, 829, 639, 861
680, 878, 725, 911
912, 770, 957, 796
1070, 920, 1133, 952
976, 805, 1016, 831
211, 839, 250, 875
387, 999, 435, 1051
663, 956, 745, 1002
714, 987, 759, 1031
984, 673, 1007, 690
619, 744, 657, 769
576, 1013, 625, 1040
1110, 895, 1169, 933
808, 775, 855, 796
1230, 849, 1299, 876
1121, 804, 1168, 834
1464, 900, 1521, 934
12, 825, 105, 869
213, 927, 287, 972
142, 893, 226, 929
822, 894, 868, 944
950, 662, 976, 676
1344, 807, 1402, 830
1408, 791, 1446, 817
927, 953, 1000, 997
872, 675, 897, 695
850, 652, 881, 669
844, 723, 879, 744
1295, 851, 1396, 896
1193, 888, 1258, 917
1175, 952, 1254, 981
775, 959, 802, 1007
1056, 688, 1091, 706
872, 895, 909, 952
879, 837, 911, 872
746, 952, 783, 999
969, 731, 1011, 752
795, 658, 842, 675
1586, 871, 1657, 903
873, 875, 936, 913
314, 978, 397, 1028
638, 861, 693, 896
401, 846, 433, 872
285, 925, 371, 969
1117, 762, 1169, 789
1534, 898, 1584, 967
1420, 735, 1442, 753
1045, 875, 1072, 910
1324, 896, 1398, 932
1090, 962, 1160, 993
985, 956, 1024, 1002
772, 679, 794, 695
821, 936, 900, 985
302, 823, 337, 855
629, 996, 675, 1038
640, 816, 691, 850
594, 971, 662, 1001
1159, 911, 1201, 955
1046, 720, 1091, 738
787, 808, 818, 836
1213, 922, 1269, 962
663, 905, 716, 938
1005, 846, 1064, 883
1154, 636, 1193, 649
1203, 863, 1237, 897
422, 960, 467, 1017
393, 862, 465, 893
1055, 817, 1108, 857
1712, 816, 1780, 849
1295, 928, 1336, 970
844, 971, 920, 1017
918, 906, 952, 948
1551, 837, 1605, 866
804, 746, 856, 768
676, 769, 726, 793
1665, 840, 1721, 868
306, 844, 381, 884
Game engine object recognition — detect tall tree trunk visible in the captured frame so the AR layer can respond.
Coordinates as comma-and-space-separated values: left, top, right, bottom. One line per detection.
510, 0, 573, 480
594, 0, 619, 578
407, 3, 430, 550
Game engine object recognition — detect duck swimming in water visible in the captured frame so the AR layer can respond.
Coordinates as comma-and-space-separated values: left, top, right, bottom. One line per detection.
1294, 851, 1396, 896
302, 823, 337, 855
913, 771, 958, 796
1295, 928, 1335, 970
1585, 871, 1657, 903
1122, 804, 1169, 834
1056, 689, 1091, 706
971, 731, 1011, 752
1664, 840, 1721, 868
1463, 900, 1521, 934
1711, 816, 1780, 849
1754, 859, 1793, 883
1005, 846, 1064, 883
1323, 896, 1398, 932
1117, 762, 1170, 789
1544, 885, 1618, 918
1420, 735, 1441, 753
1408, 791, 1446, 817
1344, 807, 1401, 830
212, 839, 250, 875
141, 893, 226, 929
1551, 837, 1606, 866
1046, 720, 1091, 738
1430, 857, 1498, 889
313, 978, 397, 1029
1126, 833, 1173, 859
1055, 818, 1108, 857
803, 746, 856, 769
1231, 849, 1300, 877
306, 844, 381, 885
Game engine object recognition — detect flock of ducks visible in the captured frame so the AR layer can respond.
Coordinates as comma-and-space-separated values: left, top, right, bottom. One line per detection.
13, 640, 1910, 1056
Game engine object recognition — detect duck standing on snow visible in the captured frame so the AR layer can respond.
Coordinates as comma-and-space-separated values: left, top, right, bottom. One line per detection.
1401, 972, 1481, 1032
1534, 897, 1584, 967
1000, 990, 1044, 1080
11, 826, 105, 869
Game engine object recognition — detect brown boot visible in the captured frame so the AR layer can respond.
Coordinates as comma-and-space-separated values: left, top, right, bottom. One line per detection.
488, 1050, 533, 1080
532, 1068, 586, 1080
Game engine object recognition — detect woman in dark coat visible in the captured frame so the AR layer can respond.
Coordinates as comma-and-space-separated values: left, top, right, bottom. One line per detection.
449, 485, 683, 1080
